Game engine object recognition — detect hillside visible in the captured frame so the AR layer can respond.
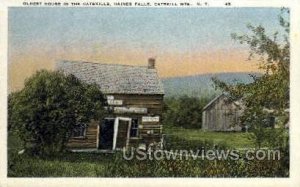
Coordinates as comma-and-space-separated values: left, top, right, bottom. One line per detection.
162, 72, 261, 98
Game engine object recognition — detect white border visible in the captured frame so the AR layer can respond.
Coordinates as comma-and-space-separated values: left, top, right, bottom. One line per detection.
1, 0, 300, 187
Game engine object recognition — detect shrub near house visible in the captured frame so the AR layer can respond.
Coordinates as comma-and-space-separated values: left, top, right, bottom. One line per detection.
8, 70, 105, 155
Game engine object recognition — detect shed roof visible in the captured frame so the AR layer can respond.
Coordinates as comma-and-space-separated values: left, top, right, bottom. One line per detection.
56, 60, 164, 95
202, 94, 225, 111
202, 93, 242, 111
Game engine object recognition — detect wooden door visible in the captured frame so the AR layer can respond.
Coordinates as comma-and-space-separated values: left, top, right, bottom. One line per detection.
116, 120, 130, 149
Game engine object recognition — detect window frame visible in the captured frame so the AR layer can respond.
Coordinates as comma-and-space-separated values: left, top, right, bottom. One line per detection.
72, 123, 87, 139
130, 118, 139, 138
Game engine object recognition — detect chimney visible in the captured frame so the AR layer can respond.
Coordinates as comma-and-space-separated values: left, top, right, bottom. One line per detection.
148, 58, 155, 69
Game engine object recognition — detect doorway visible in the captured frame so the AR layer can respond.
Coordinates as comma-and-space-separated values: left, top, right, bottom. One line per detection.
99, 118, 114, 150
99, 117, 132, 150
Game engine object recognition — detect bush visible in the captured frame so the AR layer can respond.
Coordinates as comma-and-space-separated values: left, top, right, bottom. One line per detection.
8, 70, 106, 156
162, 96, 211, 128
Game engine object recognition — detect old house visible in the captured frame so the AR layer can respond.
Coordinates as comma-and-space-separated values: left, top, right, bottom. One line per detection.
202, 94, 243, 131
56, 58, 164, 151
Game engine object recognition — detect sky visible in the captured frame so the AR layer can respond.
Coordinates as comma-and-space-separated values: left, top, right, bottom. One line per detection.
8, 7, 284, 91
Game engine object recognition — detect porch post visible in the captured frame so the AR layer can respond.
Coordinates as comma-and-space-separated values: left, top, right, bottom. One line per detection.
112, 117, 119, 150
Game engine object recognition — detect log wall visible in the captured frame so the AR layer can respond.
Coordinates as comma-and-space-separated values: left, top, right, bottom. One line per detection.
111, 94, 164, 147
66, 120, 98, 149
67, 94, 164, 150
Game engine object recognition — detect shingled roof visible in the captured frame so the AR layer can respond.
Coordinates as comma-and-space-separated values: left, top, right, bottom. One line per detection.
56, 60, 164, 95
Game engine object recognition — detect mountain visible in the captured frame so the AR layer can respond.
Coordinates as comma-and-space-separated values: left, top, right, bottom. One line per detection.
161, 72, 261, 98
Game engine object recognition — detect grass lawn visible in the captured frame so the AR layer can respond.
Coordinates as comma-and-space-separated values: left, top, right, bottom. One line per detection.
9, 152, 109, 177
8, 147, 287, 177
7, 129, 288, 177
164, 127, 255, 149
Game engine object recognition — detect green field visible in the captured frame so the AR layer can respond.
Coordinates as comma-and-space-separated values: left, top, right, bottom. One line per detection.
164, 127, 255, 149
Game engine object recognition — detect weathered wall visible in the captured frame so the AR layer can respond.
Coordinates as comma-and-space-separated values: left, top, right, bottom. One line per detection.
110, 94, 164, 147
202, 95, 242, 131
66, 120, 98, 149
67, 94, 164, 149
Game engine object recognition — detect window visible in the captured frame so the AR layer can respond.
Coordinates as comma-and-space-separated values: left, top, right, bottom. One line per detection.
130, 118, 139, 137
72, 123, 86, 138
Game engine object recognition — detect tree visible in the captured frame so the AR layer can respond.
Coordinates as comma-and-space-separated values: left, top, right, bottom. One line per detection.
9, 70, 106, 155
213, 9, 289, 148
163, 96, 210, 128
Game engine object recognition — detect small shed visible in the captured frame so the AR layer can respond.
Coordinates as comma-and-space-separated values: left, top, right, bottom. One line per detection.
56, 58, 164, 151
202, 94, 243, 131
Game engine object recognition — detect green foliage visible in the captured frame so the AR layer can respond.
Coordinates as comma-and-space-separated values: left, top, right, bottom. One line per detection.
212, 9, 289, 149
7, 150, 288, 177
8, 133, 288, 177
162, 96, 211, 128
8, 70, 106, 155
248, 128, 289, 149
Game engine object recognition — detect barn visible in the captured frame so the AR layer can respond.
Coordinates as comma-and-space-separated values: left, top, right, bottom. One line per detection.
202, 93, 243, 131
56, 58, 164, 151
